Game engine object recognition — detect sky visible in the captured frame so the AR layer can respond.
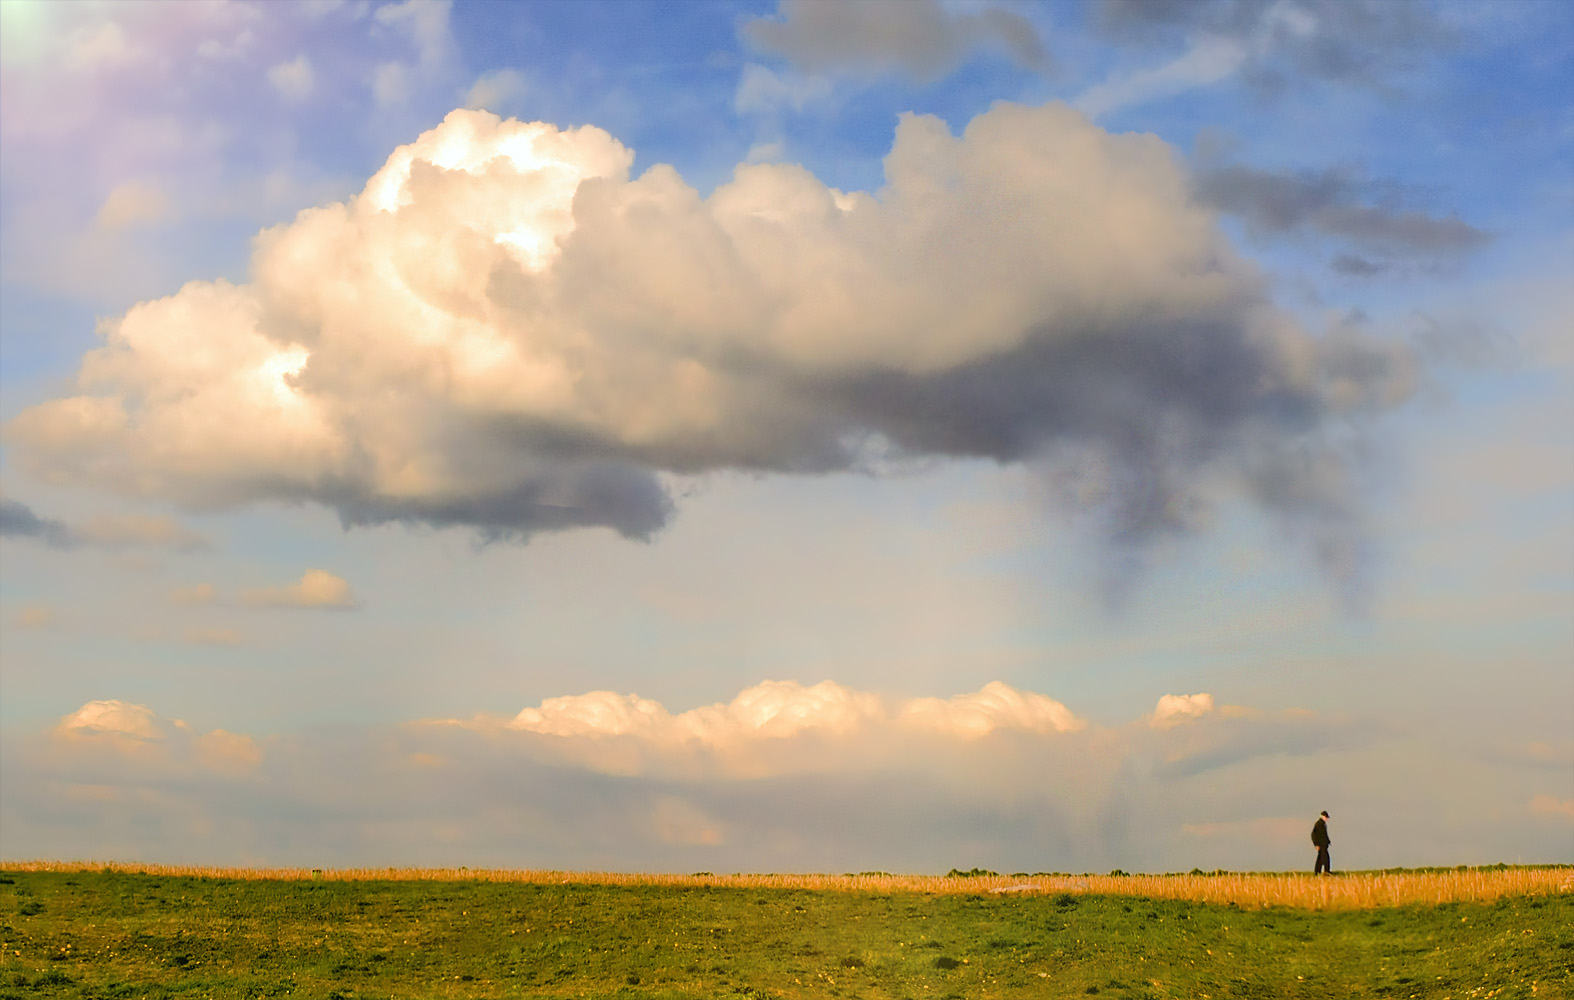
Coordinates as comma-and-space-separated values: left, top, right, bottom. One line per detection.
0, 0, 1569, 875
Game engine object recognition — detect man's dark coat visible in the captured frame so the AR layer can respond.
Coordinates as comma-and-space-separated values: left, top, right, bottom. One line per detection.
1311, 817, 1330, 848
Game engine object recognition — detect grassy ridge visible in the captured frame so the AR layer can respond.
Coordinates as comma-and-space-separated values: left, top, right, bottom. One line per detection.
8, 862, 1568, 909
2, 867, 1570, 999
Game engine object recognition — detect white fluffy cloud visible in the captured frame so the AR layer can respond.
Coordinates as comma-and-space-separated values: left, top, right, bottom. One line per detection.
511, 679, 886, 745
900, 681, 1083, 738
7, 103, 1407, 582
463, 679, 1087, 781
1150, 691, 1215, 727
507, 679, 1076, 751
58, 700, 165, 742
53, 699, 262, 775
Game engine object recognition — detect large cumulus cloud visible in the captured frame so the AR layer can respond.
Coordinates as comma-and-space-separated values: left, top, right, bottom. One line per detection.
6, 102, 1407, 568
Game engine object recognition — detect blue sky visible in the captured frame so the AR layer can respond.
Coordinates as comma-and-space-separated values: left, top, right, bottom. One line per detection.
1, 0, 1569, 874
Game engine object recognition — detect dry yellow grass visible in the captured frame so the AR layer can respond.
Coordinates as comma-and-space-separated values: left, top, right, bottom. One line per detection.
8, 860, 1570, 910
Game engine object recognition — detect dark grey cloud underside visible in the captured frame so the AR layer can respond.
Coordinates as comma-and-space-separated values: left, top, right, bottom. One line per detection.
1330, 254, 1391, 277
825, 319, 1314, 549
331, 461, 674, 543
0, 498, 73, 547
742, 0, 1049, 81
310, 300, 1404, 610
1195, 166, 1490, 255
820, 316, 1398, 603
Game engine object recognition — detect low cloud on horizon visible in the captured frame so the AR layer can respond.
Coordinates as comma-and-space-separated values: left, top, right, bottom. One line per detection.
3, 679, 1566, 873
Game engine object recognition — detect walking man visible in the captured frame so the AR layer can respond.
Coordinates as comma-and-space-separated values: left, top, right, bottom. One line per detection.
1311, 810, 1332, 874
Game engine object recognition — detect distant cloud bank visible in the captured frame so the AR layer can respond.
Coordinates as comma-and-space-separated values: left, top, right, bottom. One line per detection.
4, 677, 1564, 871
0, 681, 1385, 872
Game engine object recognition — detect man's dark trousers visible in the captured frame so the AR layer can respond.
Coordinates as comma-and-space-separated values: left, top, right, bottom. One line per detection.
1315, 847, 1331, 874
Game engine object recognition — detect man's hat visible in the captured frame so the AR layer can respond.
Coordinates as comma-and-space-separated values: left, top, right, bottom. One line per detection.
1320, 811, 1329, 818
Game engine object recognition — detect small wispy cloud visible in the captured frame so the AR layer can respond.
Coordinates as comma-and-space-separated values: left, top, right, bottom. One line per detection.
370, 0, 455, 105
195, 729, 263, 773
1074, 34, 1246, 120
170, 583, 217, 606
95, 180, 173, 230
734, 63, 832, 115
73, 514, 206, 551
241, 569, 358, 610
14, 604, 60, 630
463, 67, 524, 111
0, 499, 205, 551
266, 53, 315, 102
1093, 0, 1452, 94
1529, 794, 1574, 823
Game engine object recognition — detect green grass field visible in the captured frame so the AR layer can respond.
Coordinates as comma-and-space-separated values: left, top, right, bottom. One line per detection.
2, 867, 1568, 999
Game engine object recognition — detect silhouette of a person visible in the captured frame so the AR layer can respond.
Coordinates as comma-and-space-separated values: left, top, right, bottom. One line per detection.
1311, 810, 1331, 874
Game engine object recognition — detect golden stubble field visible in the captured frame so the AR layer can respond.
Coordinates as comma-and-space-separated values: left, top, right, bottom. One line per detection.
10, 860, 1570, 910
